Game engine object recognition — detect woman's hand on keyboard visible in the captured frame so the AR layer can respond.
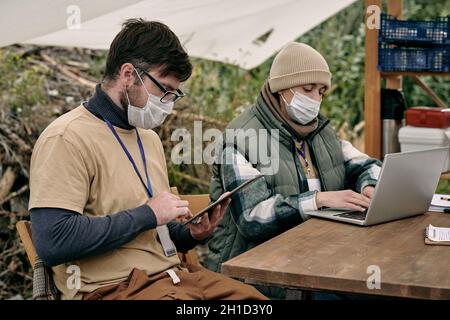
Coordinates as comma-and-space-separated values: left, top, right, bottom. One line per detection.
315, 190, 371, 212
362, 186, 375, 199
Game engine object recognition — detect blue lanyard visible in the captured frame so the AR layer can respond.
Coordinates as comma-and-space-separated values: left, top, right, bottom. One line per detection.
103, 119, 153, 198
295, 140, 310, 171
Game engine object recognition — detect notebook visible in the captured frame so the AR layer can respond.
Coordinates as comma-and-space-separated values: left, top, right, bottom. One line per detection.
424, 224, 450, 246
428, 194, 450, 213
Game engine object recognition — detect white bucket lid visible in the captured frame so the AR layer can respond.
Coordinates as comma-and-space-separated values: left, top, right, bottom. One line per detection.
398, 126, 450, 145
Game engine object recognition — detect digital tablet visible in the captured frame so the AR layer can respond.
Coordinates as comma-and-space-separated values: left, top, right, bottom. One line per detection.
183, 174, 264, 225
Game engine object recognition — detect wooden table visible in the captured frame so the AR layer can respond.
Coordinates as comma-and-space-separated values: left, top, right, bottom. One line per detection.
221, 212, 450, 299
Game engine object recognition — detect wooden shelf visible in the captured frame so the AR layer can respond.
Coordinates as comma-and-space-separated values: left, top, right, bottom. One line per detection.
382, 72, 450, 77
365, 0, 449, 159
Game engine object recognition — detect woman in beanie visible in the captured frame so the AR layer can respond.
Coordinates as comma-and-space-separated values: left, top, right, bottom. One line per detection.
204, 42, 382, 299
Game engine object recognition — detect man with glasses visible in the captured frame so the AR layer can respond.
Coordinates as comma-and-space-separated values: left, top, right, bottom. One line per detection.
28, 18, 266, 300
138, 67, 185, 103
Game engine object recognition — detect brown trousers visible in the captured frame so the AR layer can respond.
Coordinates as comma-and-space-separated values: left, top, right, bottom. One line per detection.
83, 263, 268, 300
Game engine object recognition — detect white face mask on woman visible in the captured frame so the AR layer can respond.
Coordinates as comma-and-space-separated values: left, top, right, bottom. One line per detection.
282, 89, 321, 125
126, 69, 174, 129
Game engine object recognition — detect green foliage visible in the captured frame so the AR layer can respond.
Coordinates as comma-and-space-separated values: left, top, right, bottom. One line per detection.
436, 179, 450, 194
181, 59, 269, 121
296, 0, 367, 130
0, 49, 48, 115
85, 49, 108, 79
403, 0, 450, 19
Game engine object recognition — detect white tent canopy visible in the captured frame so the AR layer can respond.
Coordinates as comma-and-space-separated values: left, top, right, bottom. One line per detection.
0, 0, 356, 69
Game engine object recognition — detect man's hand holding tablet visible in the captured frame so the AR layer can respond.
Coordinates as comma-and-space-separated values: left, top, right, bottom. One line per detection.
187, 192, 232, 241
183, 174, 264, 226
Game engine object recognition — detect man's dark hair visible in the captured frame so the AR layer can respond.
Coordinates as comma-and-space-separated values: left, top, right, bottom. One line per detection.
104, 19, 192, 82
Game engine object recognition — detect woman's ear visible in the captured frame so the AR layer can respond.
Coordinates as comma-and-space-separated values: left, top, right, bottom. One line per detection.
279, 89, 292, 105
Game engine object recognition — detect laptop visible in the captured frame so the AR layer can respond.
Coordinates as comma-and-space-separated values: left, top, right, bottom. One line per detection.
306, 148, 448, 226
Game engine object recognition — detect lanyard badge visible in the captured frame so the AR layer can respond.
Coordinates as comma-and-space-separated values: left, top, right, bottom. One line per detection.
104, 118, 176, 257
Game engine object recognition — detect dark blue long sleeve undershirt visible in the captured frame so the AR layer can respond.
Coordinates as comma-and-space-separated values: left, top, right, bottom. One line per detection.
30, 206, 199, 267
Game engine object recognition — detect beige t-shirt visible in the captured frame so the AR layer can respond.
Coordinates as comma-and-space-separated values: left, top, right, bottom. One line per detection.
29, 105, 180, 299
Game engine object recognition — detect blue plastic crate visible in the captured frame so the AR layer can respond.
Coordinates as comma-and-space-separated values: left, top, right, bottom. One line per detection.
378, 44, 450, 72
380, 13, 450, 47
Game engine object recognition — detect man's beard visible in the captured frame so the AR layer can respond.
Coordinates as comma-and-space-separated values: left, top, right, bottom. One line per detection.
119, 90, 129, 113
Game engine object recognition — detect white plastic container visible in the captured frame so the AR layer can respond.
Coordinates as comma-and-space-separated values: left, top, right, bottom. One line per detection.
398, 126, 450, 172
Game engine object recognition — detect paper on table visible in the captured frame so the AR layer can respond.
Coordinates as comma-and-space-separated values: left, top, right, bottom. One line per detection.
426, 224, 450, 242
431, 194, 450, 207
428, 205, 447, 213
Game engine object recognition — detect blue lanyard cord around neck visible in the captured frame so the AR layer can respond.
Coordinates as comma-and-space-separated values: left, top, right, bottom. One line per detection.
295, 140, 311, 176
103, 118, 153, 198
295, 140, 310, 170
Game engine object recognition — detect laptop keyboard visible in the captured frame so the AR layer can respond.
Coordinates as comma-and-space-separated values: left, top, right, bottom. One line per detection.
334, 210, 368, 221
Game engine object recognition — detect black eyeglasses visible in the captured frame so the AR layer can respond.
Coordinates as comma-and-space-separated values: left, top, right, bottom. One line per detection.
135, 67, 185, 103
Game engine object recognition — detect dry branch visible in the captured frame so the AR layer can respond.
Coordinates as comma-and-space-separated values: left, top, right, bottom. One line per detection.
41, 52, 96, 89
0, 167, 16, 200
0, 184, 28, 207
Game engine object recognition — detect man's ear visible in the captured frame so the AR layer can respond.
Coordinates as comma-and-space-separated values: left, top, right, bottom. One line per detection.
118, 63, 135, 88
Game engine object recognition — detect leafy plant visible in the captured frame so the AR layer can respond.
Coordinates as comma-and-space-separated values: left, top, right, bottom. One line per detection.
0, 49, 48, 115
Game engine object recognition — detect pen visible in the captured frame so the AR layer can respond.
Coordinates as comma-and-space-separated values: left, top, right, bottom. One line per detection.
440, 196, 450, 201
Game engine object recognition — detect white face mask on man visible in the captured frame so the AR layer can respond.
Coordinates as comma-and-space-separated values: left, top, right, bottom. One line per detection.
281, 89, 321, 125
126, 69, 174, 129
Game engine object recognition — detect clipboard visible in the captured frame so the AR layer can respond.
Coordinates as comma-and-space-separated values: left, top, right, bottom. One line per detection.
183, 174, 264, 225
424, 224, 450, 246
424, 238, 450, 246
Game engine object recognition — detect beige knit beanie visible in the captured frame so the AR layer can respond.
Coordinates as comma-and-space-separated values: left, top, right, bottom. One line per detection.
269, 42, 331, 93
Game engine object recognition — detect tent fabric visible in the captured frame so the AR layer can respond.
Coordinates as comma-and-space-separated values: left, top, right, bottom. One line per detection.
0, 0, 356, 69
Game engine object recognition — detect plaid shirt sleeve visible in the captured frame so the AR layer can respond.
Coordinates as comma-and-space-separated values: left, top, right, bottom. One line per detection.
340, 140, 382, 192
220, 146, 317, 243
